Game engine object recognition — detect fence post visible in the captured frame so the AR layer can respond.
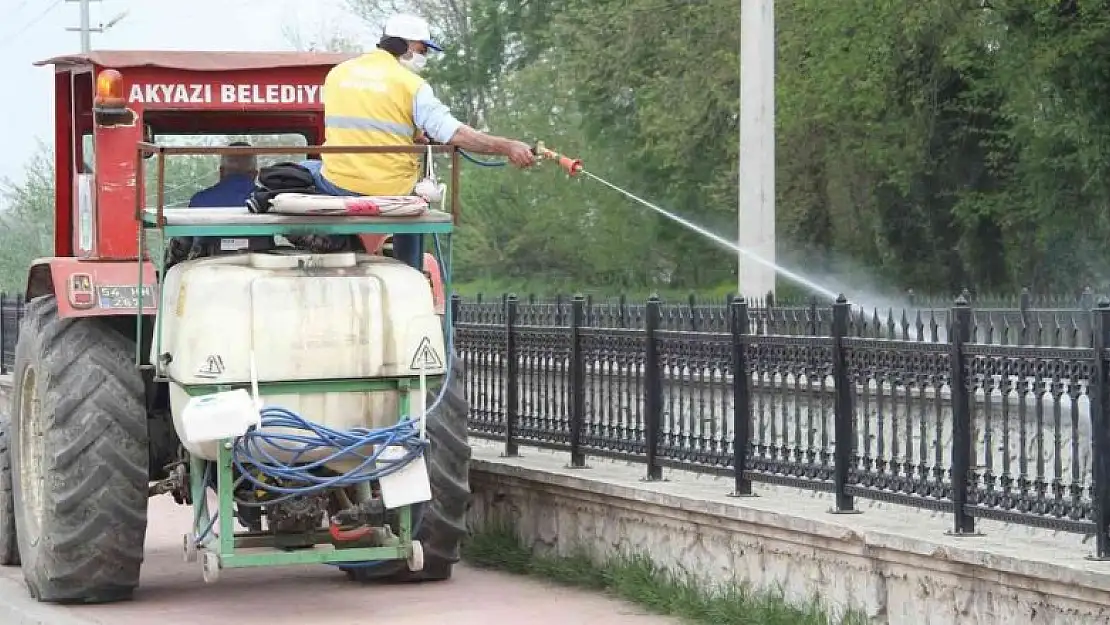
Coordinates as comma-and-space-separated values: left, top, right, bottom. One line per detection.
1019, 287, 1032, 345
568, 295, 588, 469
1090, 299, 1110, 559
449, 293, 461, 366
0, 293, 6, 375
644, 295, 664, 481
688, 293, 698, 332
808, 295, 818, 336
450, 293, 461, 327
947, 295, 980, 536
1082, 287, 1095, 348
729, 296, 755, 497
830, 294, 859, 514
503, 294, 520, 458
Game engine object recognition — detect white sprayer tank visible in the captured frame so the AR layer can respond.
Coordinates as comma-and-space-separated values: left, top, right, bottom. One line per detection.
154, 251, 447, 471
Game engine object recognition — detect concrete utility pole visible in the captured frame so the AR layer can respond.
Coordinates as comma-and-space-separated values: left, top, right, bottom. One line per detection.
79, 0, 91, 52
63, 0, 94, 52
738, 0, 777, 300
66, 0, 126, 52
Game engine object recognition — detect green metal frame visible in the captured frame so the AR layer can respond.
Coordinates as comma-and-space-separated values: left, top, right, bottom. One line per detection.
187, 377, 438, 570
132, 142, 458, 575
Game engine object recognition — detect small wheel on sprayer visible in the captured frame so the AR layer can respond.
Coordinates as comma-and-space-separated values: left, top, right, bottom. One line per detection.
407, 540, 425, 572
201, 552, 220, 584
182, 533, 197, 563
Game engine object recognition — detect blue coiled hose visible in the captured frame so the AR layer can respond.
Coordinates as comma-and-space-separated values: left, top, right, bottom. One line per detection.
230, 413, 428, 502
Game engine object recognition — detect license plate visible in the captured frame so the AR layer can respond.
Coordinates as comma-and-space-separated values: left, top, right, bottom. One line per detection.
98, 285, 156, 309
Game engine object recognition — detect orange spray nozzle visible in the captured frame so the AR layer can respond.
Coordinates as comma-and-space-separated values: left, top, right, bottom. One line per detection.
533, 141, 583, 177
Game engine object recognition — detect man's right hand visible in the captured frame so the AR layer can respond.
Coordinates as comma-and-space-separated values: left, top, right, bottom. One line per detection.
504, 140, 536, 169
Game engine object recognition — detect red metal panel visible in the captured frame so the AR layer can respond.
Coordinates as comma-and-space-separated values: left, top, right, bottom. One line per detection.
72, 70, 95, 258
119, 66, 331, 112
423, 253, 445, 316
53, 73, 73, 258
94, 120, 145, 259
29, 258, 159, 318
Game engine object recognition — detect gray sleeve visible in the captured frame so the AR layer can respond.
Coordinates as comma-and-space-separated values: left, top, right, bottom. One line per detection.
413, 83, 464, 144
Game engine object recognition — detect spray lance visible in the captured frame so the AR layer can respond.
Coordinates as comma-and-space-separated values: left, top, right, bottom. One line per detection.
519, 141, 833, 295
430, 139, 806, 291
531, 141, 583, 177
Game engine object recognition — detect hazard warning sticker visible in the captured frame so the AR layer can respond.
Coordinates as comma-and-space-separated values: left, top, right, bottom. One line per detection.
409, 337, 444, 371
196, 354, 225, 379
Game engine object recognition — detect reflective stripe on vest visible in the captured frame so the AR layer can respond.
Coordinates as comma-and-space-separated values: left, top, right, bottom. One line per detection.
324, 115, 414, 138
320, 50, 425, 196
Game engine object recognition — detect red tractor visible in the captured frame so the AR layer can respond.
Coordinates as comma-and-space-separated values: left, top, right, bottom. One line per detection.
0, 50, 469, 603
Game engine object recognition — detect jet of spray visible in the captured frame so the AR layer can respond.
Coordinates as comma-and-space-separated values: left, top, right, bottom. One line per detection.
579, 171, 839, 301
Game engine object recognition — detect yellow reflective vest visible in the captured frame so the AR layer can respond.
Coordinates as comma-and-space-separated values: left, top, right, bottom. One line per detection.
320, 49, 425, 196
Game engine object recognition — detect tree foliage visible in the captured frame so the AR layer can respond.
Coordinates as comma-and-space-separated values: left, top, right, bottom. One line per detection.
380, 0, 1110, 295
0, 141, 54, 292
8, 1, 1110, 297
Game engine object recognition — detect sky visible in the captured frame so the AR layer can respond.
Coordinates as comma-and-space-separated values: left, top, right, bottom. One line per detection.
0, 0, 374, 189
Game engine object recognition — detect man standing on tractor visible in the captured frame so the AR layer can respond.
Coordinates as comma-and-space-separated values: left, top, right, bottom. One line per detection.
298, 12, 536, 267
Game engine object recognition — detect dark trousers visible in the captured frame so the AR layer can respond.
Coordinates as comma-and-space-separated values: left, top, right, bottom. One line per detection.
392, 235, 424, 270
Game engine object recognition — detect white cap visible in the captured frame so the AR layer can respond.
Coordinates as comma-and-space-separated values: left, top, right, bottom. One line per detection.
383, 13, 442, 52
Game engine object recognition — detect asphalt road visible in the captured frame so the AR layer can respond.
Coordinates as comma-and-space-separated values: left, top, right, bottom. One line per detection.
0, 497, 679, 625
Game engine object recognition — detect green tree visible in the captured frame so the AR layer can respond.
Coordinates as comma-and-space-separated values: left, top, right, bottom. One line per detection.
0, 141, 55, 292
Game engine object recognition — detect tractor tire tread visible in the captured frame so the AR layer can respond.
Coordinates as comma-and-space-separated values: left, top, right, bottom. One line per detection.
10, 296, 148, 604
347, 353, 470, 583
0, 414, 19, 566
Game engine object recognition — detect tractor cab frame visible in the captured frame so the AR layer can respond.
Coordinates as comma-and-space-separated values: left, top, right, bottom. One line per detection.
28, 50, 455, 316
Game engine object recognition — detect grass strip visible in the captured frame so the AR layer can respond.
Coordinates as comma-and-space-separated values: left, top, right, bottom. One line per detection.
461, 522, 868, 625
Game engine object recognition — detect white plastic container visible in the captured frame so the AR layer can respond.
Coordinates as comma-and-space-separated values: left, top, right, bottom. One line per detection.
156, 250, 446, 470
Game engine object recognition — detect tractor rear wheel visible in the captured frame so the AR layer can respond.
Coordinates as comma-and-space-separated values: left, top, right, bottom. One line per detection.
10, 296, 149, 603
0, 414, 19, 566
345, 352, 471, 583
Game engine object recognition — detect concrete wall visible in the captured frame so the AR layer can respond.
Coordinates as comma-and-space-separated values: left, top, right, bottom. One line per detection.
466, 442, 1110, 625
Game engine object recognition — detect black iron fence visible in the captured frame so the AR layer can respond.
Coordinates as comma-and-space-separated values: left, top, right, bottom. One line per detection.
4, 289, 1110, 556
453, 293, 1110, 558
462, 288, 1104, 348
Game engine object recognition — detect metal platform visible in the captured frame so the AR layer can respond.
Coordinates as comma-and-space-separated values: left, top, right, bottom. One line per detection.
141, 206, 454, 237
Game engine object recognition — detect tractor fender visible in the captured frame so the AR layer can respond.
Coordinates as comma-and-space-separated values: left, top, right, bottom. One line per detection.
25, 257, 159, 318
422, 252, 445, 316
